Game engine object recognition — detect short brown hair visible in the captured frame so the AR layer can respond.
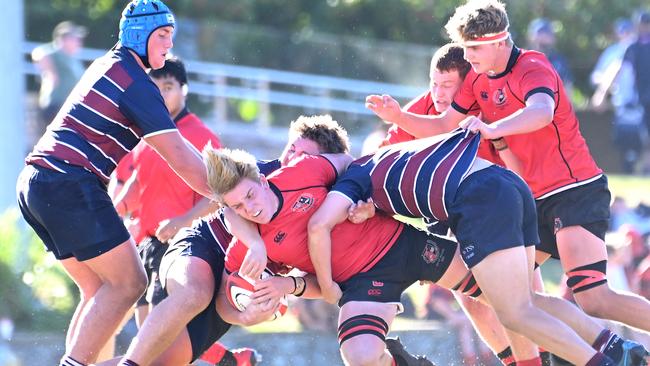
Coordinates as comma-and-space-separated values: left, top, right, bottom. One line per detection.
445, 0, 510, 43
431, 43, 471, 80
289, 115, 350, 154
203, 146, 260, 203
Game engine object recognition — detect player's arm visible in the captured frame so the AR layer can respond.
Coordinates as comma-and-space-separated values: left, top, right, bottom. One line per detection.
112, 168, 141, 217
307, 192, 353, 304
365, 94, 465, 137
320, 153, 353, 175
144, 130, 213, 199
155, 198, 220, 243
222, 208, 267, 280
348, 198, 376, 224
215, 270, 278, 326
460, 93, 555, 139
252, 273, 321, 304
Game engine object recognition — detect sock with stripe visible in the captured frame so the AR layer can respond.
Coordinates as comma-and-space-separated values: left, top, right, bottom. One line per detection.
59, 355, 86, 366
497, 346, 516, 366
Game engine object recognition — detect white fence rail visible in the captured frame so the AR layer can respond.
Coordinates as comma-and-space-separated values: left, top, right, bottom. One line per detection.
23, 42, 423, 129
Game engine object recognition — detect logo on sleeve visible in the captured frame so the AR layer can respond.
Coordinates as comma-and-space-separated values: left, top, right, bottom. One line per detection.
422, 239, 441, 264
292, 193, 314, 212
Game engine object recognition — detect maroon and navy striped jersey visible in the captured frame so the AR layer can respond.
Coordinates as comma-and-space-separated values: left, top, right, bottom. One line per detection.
26, 47, 176, 183
332, 128, 480, 222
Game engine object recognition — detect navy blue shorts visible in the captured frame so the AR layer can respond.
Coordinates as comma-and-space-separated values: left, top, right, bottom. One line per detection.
446, 165, 539, 268
137, 237, 168, 307
339, 225, 457, 307
159, 224, 231, 362
536, 176, 610, 259
16, 164, 130, 261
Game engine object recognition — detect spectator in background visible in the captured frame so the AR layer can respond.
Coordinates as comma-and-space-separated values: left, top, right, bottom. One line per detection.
591, 18, 645, 174
623, 11, 650, 174
31, 21, 87, 144
610, 196, 650, 235
527, 18, 574, 95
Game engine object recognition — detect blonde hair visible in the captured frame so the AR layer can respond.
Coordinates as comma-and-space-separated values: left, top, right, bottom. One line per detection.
288, 115, 350, 154
203, 146, 260, 203
445, 0, 510, 43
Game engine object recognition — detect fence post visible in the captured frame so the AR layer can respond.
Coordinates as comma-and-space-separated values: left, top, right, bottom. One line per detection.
214, 74, 227, 125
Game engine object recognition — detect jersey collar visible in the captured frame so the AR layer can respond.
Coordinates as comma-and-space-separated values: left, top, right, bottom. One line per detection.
172, 107, 189, 125
268, 182, 284, 222
488, 46, 521, 79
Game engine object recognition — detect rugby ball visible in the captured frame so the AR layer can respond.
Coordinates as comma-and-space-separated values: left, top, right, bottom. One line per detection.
225, 270, 288, 320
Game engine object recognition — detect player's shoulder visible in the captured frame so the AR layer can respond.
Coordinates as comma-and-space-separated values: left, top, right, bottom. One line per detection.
513, 49, 555, 73
269, 154, 336, 190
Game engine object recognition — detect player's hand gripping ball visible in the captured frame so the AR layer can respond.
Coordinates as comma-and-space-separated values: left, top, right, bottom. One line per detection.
226, 270, 288, 320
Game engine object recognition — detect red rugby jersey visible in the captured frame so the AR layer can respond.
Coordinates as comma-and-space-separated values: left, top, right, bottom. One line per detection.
451, 47, 602, 198
130, 109, 221, 240
224, 155, 403, 282
382, 91, 502, 165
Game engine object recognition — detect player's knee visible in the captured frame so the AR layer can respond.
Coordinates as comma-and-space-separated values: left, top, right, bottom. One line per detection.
452, 273, 483, 298
110, 266, 148, 302
340, 344, 384, 366
566, 260, 608, 316
174, 285, 212, 314
573, 288, 613, 318
338, 314, 388, 366
493, 304, 535, 333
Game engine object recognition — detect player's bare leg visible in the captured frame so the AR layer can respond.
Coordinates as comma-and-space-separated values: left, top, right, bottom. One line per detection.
454, 293, 540, 363
119, 256, 214, 365
61, 260, 103, 351
337, 301, 430, 366
471, 245, 602, 365
62, 239, 146, 364
558, 226, 650, 335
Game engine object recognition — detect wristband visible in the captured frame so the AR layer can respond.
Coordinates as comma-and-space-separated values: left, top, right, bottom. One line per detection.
294, 277, 307, 297
490, 137, 508, 151
290, 276, 297, 294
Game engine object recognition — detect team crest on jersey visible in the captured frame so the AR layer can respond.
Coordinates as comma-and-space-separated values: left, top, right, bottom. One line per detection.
480, 91, 489, 101
292, 193, 314, 212
422, 240, 440, 264
274, 231, 287, 244
493, 89, 507, 106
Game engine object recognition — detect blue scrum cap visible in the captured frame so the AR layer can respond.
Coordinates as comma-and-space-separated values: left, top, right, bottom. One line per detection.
118, 0, 175, 66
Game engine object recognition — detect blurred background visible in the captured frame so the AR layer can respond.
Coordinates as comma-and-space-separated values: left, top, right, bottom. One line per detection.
1, 0, 650, 364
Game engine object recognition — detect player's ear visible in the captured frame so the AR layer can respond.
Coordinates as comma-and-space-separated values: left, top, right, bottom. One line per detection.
259, 174, 269, 188
181, 83, 188, 96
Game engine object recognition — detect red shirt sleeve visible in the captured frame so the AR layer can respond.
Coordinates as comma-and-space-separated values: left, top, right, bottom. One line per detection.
269, 155, 338, 190
114, 151, 135, 183
518, 58, 557, 102
224, 239, 247, 273
451, 71, 479, 115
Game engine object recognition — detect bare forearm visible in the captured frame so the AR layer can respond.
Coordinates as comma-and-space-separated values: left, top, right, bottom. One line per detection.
395, 110, 458, 138
176, 198, 219, 228
307, 225, 335, 288
169, 146, 212, 199
491, 100, 554, 138
295, 274, 322, 299
223, 208, 265, 250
